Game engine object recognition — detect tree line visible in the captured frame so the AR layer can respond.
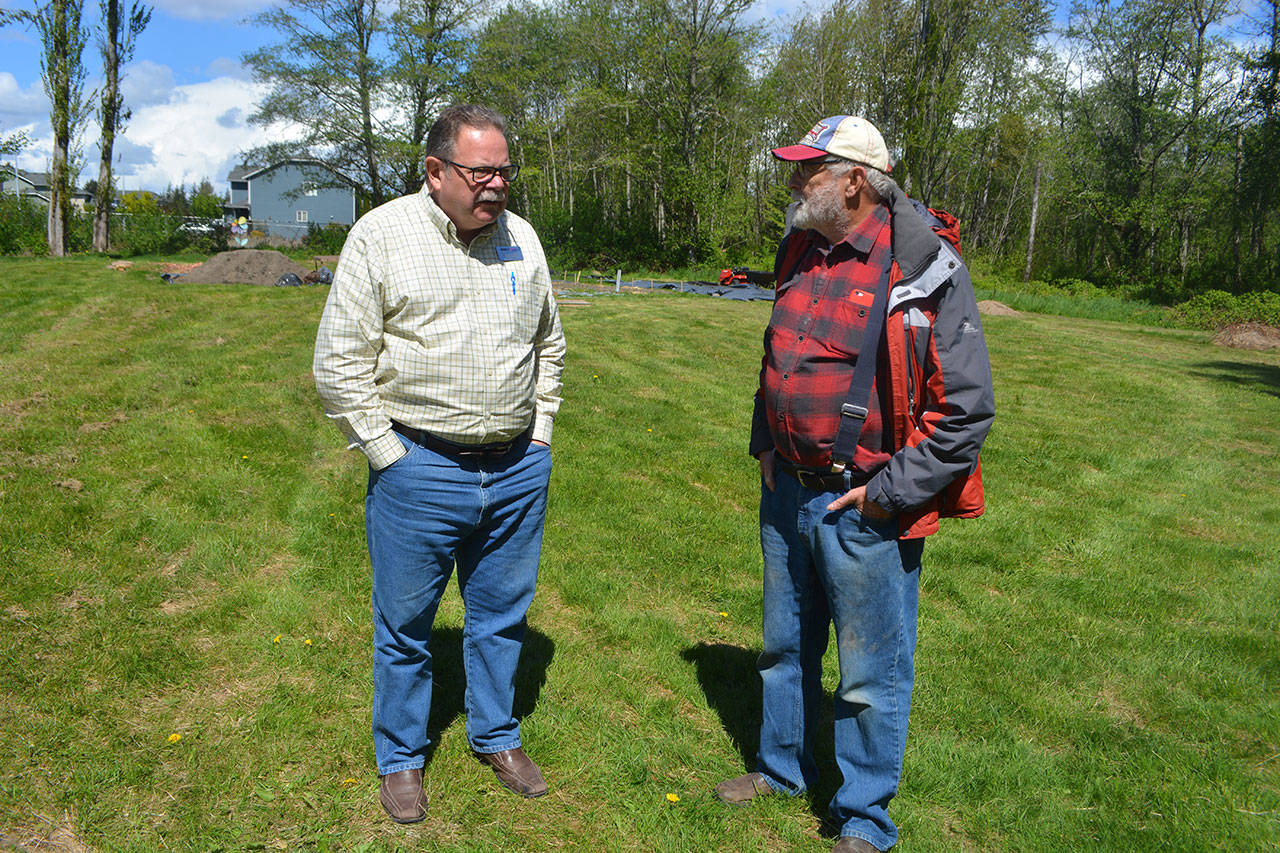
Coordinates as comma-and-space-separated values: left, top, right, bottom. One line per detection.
243, 0, 1279, 299
6, 0, 1278, 300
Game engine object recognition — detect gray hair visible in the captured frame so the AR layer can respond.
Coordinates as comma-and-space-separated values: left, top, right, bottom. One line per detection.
425, 104, 507, 161
825, 157, 898, 202
862, 166, 898, 203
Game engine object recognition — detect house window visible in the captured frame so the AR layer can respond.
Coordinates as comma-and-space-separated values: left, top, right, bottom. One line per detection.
296, 210, 309, 223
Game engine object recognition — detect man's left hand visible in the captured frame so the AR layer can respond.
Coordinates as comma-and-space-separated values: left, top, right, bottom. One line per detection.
827, 484, 891, 518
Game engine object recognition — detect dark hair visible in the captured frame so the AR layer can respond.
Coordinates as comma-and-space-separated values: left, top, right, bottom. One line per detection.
425, 105, 508, 161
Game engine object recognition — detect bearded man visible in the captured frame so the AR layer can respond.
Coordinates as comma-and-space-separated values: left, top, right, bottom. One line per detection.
714, 115, 994, 852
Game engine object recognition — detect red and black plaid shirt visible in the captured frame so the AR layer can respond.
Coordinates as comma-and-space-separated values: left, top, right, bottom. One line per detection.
756, 204, 894, 476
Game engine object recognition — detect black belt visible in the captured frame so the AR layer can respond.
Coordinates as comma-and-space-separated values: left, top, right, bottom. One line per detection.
391, 421, 526, 458
774, 456, 860, 492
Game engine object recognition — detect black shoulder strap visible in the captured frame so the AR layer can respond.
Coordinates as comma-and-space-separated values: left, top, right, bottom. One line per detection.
830, 258, 893, 472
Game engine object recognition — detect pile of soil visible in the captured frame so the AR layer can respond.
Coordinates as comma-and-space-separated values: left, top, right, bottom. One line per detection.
978, 300, 1020, 317
182, 249, 309, 286
1212, 322, 1280, 352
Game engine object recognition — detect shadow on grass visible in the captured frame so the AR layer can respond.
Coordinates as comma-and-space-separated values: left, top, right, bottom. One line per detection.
1191, 360, 1280, 397
682, 641, 842, 836
422, 626, 555, 765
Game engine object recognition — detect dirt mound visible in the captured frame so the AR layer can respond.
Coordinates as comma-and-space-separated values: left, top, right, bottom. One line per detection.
1213, 322, 1280, 351
182, 249, 309, 286
978, 300, 1020, 317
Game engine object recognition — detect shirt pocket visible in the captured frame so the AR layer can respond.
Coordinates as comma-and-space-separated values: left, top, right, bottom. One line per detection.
819, 287, 876, 358
495, 261, 544, 344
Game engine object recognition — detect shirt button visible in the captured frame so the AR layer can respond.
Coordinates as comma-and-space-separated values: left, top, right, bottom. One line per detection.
782, 373, 789, 380
797, 335, 804, 342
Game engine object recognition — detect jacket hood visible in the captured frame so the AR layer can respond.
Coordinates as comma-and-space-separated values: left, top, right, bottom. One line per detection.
884, 182, 942, 281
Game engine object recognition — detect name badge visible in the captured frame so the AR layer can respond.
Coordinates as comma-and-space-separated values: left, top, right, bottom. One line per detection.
497, 245, 523, 261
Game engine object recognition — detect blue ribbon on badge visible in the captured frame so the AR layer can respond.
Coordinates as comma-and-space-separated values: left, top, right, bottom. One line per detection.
497, 245, 523, 261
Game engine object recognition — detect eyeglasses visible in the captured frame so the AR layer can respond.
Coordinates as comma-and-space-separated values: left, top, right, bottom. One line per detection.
791, 157, 844, 180
442, 159, 520, 184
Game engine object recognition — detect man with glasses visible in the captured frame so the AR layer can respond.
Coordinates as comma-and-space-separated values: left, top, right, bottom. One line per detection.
714, 116, 994, 852
314, 104, 564, 823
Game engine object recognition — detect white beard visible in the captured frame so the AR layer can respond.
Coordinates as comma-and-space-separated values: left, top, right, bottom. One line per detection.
791, 182, 845, 235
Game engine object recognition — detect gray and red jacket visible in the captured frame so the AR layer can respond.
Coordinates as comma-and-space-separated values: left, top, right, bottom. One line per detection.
752, 185, 995, 539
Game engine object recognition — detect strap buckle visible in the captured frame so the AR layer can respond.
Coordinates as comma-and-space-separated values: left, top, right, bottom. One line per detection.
840, 403, 868, 420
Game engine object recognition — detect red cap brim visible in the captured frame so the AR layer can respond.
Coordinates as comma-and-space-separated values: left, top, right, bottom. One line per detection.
771, 144, 827, 161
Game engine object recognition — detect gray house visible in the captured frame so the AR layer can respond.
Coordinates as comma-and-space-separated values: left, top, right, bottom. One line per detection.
2, 166, 93, 209
225, 160, 356, 239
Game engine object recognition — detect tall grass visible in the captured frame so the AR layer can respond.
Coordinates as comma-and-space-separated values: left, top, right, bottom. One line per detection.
1, 257, 1277, 850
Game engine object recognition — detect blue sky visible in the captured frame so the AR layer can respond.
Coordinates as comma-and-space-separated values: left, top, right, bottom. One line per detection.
2, 0, 284, 194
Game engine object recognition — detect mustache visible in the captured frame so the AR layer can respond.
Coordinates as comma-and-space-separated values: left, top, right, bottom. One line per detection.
478, 189, 506, 203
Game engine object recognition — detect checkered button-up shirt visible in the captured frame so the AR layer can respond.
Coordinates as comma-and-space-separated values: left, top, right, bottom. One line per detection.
754, 203, 893, 475
314, 186, 565, 470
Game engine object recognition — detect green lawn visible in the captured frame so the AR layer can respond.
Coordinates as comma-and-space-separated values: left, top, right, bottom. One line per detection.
1, 257, 1277, 850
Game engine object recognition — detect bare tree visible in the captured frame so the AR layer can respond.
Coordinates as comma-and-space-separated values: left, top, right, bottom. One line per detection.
93, 0, 151, 252
30, 0, 90, 256
244, 0, 388, 205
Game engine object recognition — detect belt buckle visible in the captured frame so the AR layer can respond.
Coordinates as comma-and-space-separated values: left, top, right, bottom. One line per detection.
797, 470, 822, 490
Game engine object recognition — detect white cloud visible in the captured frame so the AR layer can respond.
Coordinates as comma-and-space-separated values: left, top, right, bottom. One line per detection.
114, 76, 289, 190
206, 56, 254, 81
120, 60, 179, 109
0, 72, 48, 130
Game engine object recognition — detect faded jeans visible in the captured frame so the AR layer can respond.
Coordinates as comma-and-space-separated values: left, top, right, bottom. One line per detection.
756, 470, 924, 850
366, 432, 551, 776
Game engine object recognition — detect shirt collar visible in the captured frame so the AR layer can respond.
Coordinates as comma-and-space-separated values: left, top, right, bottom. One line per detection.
836, 202, 890, 257
417, 184, 502, 245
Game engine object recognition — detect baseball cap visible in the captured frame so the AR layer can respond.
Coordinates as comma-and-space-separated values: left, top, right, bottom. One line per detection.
771, 115, 891, 172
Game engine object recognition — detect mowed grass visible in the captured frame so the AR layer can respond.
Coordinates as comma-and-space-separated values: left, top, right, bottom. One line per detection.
1, 256, 1277, 851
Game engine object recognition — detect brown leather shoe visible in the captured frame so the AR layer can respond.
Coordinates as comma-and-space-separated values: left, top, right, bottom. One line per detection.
379, 767, 428, 823
473, 747, 548, 797
713, 772, 776, 805
833, 837, 885, 852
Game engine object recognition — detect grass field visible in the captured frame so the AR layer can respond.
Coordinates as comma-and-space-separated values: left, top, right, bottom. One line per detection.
1, 256, 1277, 851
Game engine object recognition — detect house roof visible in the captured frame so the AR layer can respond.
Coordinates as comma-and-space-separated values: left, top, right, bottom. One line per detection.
227, 159, 353, 188
1, 168, 49, 189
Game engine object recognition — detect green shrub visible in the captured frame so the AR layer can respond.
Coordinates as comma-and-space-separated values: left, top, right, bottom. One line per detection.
114, 210, 186, 256
303, 221, 349, 255
1171, 289, 1280, 329
1053, 277, 1104, 299
183, 221, 230, 256
0, 195, 50, 255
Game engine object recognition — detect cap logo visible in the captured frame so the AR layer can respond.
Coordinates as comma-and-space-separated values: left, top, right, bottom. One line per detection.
803, 120, 830, 146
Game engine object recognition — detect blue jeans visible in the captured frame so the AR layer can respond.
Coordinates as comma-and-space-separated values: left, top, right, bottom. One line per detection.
756, 471, 924, 850
365, 432, 552, 776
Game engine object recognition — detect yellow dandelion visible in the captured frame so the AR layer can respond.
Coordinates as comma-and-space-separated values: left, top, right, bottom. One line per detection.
719, 611, 728, 618
666, 793, 680, 802
241, 455, 248, 459
273, 635, 281, 644
647, 428, 653, 432
305, 639, 313, 646
342, 777, 359, 787
167, 733, 182, 744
